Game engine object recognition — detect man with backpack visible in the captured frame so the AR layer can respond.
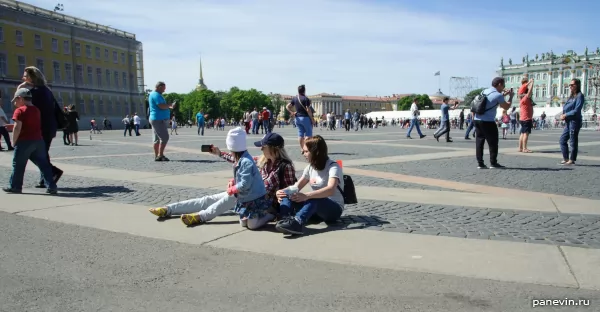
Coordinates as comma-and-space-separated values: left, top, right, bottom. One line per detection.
471, 77, 513, 169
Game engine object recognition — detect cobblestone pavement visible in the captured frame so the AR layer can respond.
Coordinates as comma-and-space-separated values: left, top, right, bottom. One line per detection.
361, 154, 600, 200
3, 126, 599, 250
341, 201, 600, 249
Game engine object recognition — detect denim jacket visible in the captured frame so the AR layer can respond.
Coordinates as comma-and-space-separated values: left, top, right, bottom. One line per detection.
563, 93, 584, 124
233, 151, 266, 203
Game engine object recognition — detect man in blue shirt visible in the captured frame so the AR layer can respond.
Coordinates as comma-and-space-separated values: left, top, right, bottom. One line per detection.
196, 111, 205, 136
344, 109, 351, 131
148, 81, 174, 161
474, 77, 513, 169
434, 97, 458, 142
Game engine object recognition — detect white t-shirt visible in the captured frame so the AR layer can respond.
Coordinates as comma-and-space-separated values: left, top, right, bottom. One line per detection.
301, 159, 345, 209
0, 107, 7, 127
133, 115, 141, 125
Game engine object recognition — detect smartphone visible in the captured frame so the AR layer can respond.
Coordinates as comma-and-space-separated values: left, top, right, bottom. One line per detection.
201, 144, 213, 152
171, 101, 177, 108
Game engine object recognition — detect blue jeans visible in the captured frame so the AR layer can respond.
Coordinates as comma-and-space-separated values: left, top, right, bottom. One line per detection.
406, 119, 423, 137
559, 121, 581, 162
263, 120, 270, 134
279, 197, 343, 225
10, 140, 57, 190
197, 123, 205, 135
465, 121, 474, 137
252, 119, 259, 134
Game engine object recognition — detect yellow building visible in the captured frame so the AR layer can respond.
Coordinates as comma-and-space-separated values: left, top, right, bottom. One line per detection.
0, 0, 145, 128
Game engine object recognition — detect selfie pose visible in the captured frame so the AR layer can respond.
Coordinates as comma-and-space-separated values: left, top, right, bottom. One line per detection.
149, 130, 296, 229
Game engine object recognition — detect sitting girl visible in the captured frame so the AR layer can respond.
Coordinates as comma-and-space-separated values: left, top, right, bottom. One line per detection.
150, 128, 282, 230
275, 135, 344, 235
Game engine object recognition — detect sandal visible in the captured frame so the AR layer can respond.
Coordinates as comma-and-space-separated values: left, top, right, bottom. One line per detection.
181, 214, 203, 226
522, 149, 533, 153
149, 207, 168, 217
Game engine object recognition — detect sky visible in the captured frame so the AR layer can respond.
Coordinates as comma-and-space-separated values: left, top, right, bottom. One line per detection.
28, 0, 599, 98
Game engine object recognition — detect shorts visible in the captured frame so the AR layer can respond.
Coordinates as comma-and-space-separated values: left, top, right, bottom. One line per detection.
150, 119, 170, 144
295, 116, 313, 137
501, 123, 508, 128
520, 120, 533, 134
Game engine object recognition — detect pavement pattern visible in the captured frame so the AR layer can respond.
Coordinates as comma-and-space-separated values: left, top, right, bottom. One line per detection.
2, 126, 599, 250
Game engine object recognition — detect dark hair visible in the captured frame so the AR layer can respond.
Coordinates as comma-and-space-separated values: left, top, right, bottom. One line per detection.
491, 77, 505, 87
298, 84, 306, 95
443, 97, 449, 101
232, 151, 246, 162
304, 135, 328, 171
570, 78, 582, 98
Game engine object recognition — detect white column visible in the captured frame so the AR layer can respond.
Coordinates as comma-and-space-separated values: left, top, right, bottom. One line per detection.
582, 69, 587, 95
547, 71, 552, 103
558, 69, 563, 96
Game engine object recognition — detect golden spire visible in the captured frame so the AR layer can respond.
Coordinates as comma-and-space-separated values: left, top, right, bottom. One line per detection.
196, 54, 207, 91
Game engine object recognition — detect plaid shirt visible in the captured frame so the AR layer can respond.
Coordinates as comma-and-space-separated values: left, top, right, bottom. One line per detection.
261, 159, 296, 203
220, 152, 296, 203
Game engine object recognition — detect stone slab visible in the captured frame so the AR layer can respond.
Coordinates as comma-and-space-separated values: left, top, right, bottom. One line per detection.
207, 228, 577, 288
561, 246, 600, 290
17, 200, 245, 246
0, 192, 100, 213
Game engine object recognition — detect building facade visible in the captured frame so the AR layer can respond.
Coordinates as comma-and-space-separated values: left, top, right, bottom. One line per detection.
498, 48, 600, 111
0, 0, 145, 128
278, 93, 398, 118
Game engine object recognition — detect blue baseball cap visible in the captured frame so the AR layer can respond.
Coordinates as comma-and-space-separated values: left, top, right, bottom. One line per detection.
254, 133, 284, 148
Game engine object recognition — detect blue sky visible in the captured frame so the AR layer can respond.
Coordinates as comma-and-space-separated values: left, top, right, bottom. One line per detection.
29, 0, 598, 97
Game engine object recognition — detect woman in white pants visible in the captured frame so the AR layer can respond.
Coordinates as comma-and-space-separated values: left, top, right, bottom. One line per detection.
149, 133, 297, 227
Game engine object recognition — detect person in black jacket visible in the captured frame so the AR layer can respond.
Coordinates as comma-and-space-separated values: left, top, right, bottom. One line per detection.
18, 66, 63, 187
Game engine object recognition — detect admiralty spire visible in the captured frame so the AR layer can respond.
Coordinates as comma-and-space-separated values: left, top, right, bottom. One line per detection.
196, 55, 207, 91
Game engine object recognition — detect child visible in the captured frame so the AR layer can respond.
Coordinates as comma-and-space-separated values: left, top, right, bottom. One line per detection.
3, 89, 57, 194
501, 109, 510, 139
224, 127, 272, 229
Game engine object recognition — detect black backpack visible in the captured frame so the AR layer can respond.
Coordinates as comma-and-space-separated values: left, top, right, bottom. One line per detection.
329, 160, 358, 205
470, 90, 497, 115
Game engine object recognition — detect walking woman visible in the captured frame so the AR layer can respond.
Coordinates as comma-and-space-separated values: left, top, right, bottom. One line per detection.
559, 78, 585, 166
18, 66, 63, 187
66, 104, 79, 146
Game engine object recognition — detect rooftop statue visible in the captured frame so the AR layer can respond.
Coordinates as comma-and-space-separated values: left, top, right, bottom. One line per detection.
508, 58, 512, 65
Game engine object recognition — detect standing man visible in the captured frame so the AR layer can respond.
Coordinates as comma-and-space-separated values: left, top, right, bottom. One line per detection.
434, 97, 458, 142
148, 81, 173, 161
133, 113, 141, 136
353, 109, 360, 131
459, 108, 465, 130
344, 109, 351, 131
518, 79, 534, 153
196, 110, 205, 136
474, 77, 513, 169
251, 108, 259, 134
286, 84, 314, 150
262, 107, 271, 134
406, 98, 426, 139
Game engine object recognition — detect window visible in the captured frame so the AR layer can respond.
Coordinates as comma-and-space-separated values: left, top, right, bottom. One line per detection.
107, 97, 112, 114
114, 71, 119, 88
98, 97, 104, 115
53, 61, 61, 82
112, 51, 118, 63
75, 43, 81, 56
64, 63, 72, 84
129, 73, 135, 89
542, 85, 547, 98
543, 73, 547, 80
34, 34, 42, 49
104, 49, 109, 61
121, 52, 125, 64
536, 73, 540, 80
553, 72, 559, 79
16, 30, 24, 46
551, 85, 557, 96
63, 40, 70, 54
95, 47, 100, 59
76, 65, 83, 83
0, 26, 4, 42
51, 38, 58, 53
128, 54, 133, 66
87, 66, 93, 85
563, 84, 569, 95
17, 55, 26, 75
105, 69, 110, 86
85, 45, 91, 58
0, 53, 6, 76
576, 69, 583, 78
36, 59, 44, 74
534, 87, 540, 98
96, 68, 102, 87
122, 72, 127, 89
89, 98, 95, 115
563, 71, 570, 79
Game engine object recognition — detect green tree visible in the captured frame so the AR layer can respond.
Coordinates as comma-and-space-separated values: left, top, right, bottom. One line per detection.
397, 94, 432, 110
184, 89, 220, 120
163, 92, 186, 121
461, 88, 485, 107
269, 93, 287, 120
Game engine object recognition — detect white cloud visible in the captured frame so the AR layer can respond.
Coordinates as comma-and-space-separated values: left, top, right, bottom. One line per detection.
29, 0, 583, 97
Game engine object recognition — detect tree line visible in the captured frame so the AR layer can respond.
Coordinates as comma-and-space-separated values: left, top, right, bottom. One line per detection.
145, 87, 287, 122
